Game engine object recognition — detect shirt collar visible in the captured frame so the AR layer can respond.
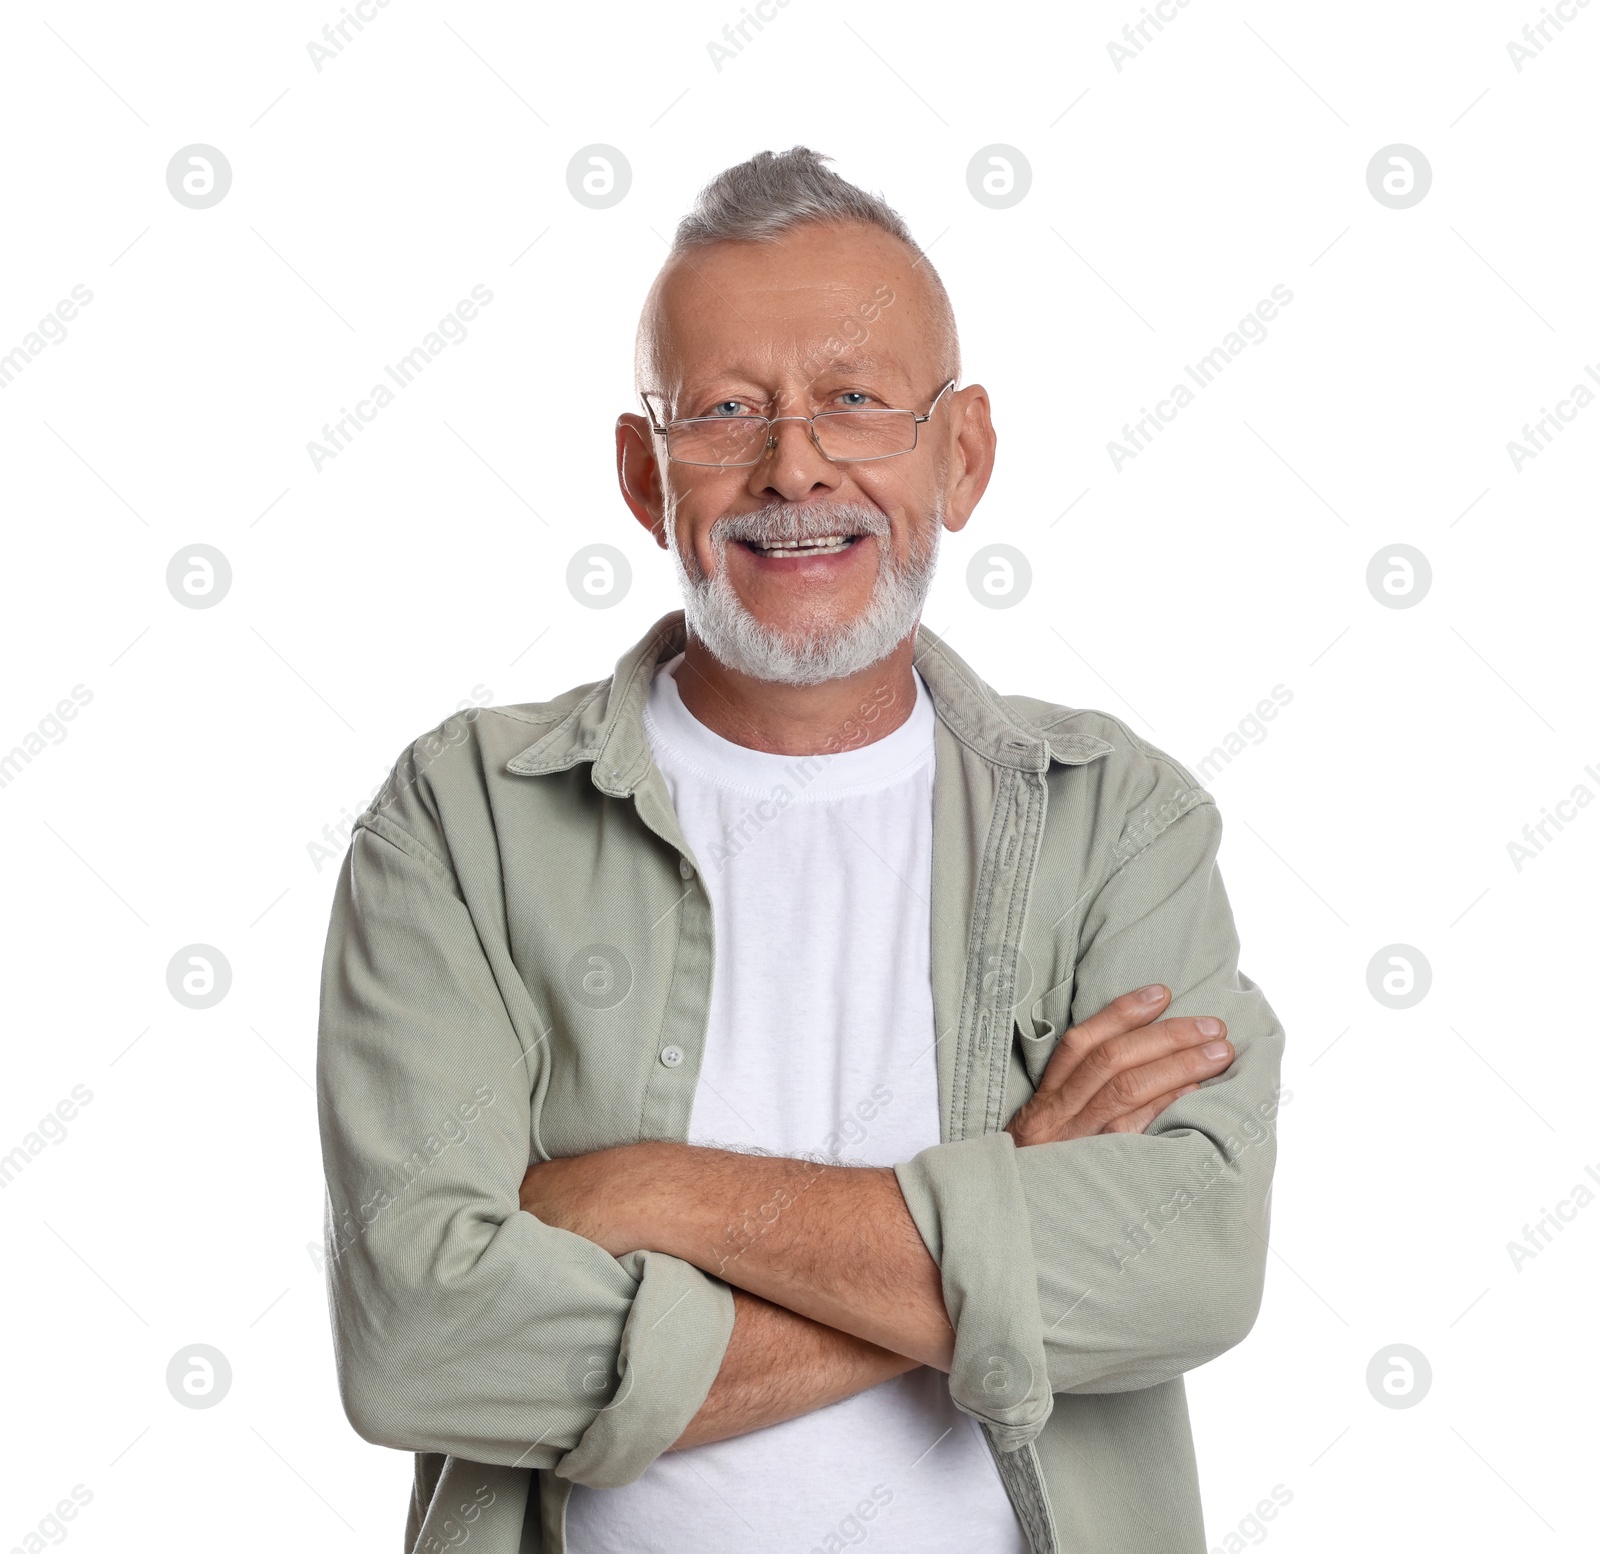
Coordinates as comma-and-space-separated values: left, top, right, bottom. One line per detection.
505, 610, 1113, 792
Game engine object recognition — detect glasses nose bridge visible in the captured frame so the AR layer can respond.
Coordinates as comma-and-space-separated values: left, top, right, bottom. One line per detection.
760, 411, 827, 459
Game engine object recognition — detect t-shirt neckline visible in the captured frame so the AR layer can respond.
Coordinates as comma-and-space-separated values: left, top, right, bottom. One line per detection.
643, 652, 935, 798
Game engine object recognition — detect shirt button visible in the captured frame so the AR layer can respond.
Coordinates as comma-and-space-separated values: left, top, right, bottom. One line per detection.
678, 858, 694, 879
660, 1045, 685, 1068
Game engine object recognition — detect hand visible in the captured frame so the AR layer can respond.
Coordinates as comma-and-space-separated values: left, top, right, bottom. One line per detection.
1004, 984, 1232, 1148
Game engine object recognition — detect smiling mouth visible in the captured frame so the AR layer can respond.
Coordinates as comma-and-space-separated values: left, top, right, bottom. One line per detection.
740, 534, 864, 558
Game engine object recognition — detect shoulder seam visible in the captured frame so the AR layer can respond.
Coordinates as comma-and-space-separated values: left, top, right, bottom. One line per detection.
1111, 784, 1217, 870
353, 809, 457, 889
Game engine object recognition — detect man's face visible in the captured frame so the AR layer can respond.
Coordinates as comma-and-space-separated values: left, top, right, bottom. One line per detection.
621, 222, 990, 684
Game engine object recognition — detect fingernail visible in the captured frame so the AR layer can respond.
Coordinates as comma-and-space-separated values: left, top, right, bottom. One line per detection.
1138, 984, 1166, 1004
1202, 1041, 1231, 1060
1196, 1018, 1222, 1036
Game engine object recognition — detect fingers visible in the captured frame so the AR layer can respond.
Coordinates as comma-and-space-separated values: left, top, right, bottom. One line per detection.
1070, 1038, 1233, 1137
1034, 983, 1172, 1096
1103, 1084, 1198, 1135
1048, 1012, 1230, 1121
1011, 1020, 1232, 1146
1006, 983, 1236, 1148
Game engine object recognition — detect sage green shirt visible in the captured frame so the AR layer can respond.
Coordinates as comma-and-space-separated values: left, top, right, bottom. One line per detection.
316, 611, 1285, 1554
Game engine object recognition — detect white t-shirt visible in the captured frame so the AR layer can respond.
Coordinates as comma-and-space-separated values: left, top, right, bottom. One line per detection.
563, 654, 1027, 1554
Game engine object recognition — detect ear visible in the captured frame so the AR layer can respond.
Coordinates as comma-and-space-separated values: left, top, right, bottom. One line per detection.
940, 385, 996, 535
617, 413, 668, 547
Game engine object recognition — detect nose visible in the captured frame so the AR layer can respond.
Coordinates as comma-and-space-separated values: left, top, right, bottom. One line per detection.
747, 415, 841, 504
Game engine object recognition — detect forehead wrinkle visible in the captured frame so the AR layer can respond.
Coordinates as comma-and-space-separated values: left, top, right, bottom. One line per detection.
657, 244, 908, 322
709, 276, 886, 311
665, 337, 925, 404
681, 349, 905, 383
668, 290, 899, 346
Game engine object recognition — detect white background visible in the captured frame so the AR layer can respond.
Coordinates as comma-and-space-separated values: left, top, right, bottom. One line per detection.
2, 1, 1596, 1550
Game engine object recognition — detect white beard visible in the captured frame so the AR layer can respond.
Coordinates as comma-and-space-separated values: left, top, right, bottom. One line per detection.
668, 496, 943, 687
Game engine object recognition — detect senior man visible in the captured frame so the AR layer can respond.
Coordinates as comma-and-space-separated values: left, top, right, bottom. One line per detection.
317, 147, 1285, 1554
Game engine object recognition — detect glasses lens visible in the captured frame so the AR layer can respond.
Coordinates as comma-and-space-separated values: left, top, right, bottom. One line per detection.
669, 417, 768, 466
813, 410, 917, 461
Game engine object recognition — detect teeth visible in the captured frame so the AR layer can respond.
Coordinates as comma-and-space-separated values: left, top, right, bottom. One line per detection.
752, 535, 856, 554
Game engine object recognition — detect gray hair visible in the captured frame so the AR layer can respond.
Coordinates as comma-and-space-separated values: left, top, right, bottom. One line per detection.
674, 146, 918, 250
661, 146, 959, 379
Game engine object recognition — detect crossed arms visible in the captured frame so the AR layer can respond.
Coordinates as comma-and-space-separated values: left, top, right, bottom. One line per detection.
318, 790, 1283, 1485
517, 984, 1237, 1449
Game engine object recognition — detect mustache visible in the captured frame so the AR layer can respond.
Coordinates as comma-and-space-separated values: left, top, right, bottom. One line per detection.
708, 502, 889, 548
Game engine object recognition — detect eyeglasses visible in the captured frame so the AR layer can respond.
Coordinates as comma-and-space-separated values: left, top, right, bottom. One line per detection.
641, 380, 956, 468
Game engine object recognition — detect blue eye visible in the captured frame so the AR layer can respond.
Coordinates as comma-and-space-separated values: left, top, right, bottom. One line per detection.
709, 400, 747, 418
837, 391, 872, 408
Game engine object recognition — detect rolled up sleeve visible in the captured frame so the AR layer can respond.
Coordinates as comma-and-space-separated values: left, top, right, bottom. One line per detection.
317, 816, 734, 1488
895, 793, 1284, 1435
893, 1130, 1052, 1446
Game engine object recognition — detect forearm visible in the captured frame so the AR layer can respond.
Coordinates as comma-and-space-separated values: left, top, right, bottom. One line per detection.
626, 1145, 955, 1371
670, 1287, 920, 1450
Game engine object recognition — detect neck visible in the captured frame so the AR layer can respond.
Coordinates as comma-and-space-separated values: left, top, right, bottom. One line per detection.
672, 632, 921, 756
